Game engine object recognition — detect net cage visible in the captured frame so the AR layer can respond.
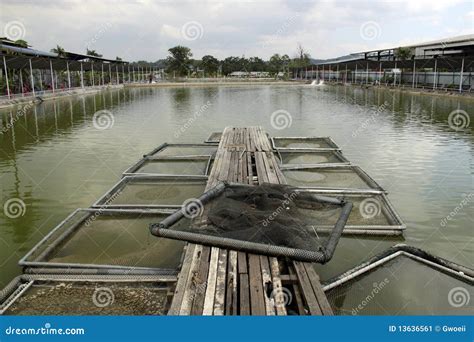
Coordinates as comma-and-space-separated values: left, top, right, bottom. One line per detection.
322, 245, 474, 315
281, 165, 386, 192
0, 274, 176, 316
150, 182, 354, 263
122, 156, 212, 178
272, 137, 340, 150
93, 175, 208, 209
144, 143, 218, 158
205, 132, 222, 143
275, 150, 350, 166
19, 209, 190, 272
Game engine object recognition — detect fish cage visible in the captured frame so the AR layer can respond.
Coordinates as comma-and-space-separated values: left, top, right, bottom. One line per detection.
275, 150, 350, 166
145, 143, 218, 158
272, 137, 340, 150
291, 189, 405, 235
150, 182, 354, 263
281, 165, 385, 193
323, 245, 474, 315
0, 274, 176, 315
93, 175, 208, 209
205, 132, 222, 143
122, 156, 212, 177
19, 209, 190, 272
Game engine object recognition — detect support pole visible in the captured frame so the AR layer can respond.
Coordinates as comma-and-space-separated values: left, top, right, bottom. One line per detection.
116, 65, 119, 84
2, 56, 10, 98
412, 59, 416, 88
80, 62, 84, 88
66, 61, 71, 89
433, 58, 437, 90
459, 57, 464, 93
49, 59, 55, 93
336, 64, 339, 82
19, 69, 24, 97
355, 64, 358, 84
29, 58, 35, 97
345, 64, 348, 83
108, 64, 112, 84
91, 63, 95, 87
366, 62, 369, 84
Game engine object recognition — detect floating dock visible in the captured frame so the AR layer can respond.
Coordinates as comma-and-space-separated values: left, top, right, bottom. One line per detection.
5, 126, 471, 316
168, 127, 332, 315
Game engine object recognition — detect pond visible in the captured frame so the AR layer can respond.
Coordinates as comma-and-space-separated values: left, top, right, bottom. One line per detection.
0, 84, 472, 299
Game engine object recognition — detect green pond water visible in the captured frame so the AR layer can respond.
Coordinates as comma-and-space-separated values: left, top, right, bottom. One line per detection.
0, 84, 472, 314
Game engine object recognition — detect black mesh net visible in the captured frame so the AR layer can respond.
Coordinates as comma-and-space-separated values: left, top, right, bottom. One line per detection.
151, 183, 352, 262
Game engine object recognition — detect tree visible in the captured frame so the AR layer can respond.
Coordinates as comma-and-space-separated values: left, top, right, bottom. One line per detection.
166, 46, 192, 76
248, 57, 266, 71
14, 39, 28, 48
395, 47, 413, 61
51, 45, 66, 57
86, 49, 102, 57
268, 54, 283, 74
116, 56, 122, 61
292, 43, 311, 68
200, 55, 219, 76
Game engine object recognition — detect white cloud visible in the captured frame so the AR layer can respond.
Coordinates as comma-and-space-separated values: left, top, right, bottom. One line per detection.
0, 0, 471, 61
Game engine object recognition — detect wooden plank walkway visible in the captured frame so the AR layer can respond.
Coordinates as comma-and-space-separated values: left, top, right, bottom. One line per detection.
168, 127, 333, 315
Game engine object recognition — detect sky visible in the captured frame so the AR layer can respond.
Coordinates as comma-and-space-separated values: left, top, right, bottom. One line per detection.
1, 0, 473, 62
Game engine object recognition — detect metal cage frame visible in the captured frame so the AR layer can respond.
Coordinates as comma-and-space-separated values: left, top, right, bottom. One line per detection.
122, 155, 213, 178
275, 149, 351, 166
281, 164, 386, 193
93, 175, 209, 209
0, 273, 177, 315
271, 136, 341, 151
204, 132, 222, 144
291, 189, 405, 234
144, 143, 218, 159
19, 208, 185, 272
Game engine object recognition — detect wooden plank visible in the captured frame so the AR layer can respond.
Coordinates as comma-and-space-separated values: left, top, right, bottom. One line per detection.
303, 263, 334, 315
168, 244, 196, 315
202, 247, 220, 315
190, 246, 211, 315
225, 250, 238, 315
269, 257, 287, 316
179, 245, 204, 314
239, 273, 250, 315
288, 262, 306, 315
293, 261, 323, 315
254, 153, 269, 184
248, 254, 266, 315
261, 151, 279, 183
213, 249, 228, 315
237, 252, 247, 274
259, 256, 276, 315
